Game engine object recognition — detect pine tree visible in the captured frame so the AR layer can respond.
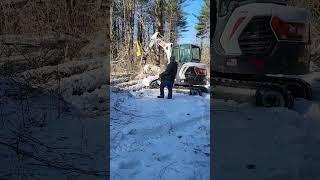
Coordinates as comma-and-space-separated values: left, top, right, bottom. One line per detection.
195, 0, 210, 39
166, 0, 188, 43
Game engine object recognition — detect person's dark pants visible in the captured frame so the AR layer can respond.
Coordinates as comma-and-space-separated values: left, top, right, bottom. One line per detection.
159, 80, 174, 98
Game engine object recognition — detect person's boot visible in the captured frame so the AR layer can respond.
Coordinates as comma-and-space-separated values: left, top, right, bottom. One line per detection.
167, 95, 172, 99
157, 95, 164, 98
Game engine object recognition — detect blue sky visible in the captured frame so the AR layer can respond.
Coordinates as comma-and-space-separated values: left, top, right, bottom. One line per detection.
178, 0, 205, 45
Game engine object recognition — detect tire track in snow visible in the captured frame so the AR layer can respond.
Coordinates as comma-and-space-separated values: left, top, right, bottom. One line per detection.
122, 114, 209, 140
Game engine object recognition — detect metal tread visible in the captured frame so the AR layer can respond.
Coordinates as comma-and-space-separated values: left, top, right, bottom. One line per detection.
211, 74, 312, 100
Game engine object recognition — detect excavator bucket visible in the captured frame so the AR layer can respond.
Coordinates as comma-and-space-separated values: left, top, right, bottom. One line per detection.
148, 32, 173, 63
149, 32, 160, 48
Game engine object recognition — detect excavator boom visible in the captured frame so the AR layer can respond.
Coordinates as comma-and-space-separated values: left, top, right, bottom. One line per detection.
149, 32, 173, 64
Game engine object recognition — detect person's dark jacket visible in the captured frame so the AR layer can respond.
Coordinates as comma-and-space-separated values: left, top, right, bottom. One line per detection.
160, 58, 178, 81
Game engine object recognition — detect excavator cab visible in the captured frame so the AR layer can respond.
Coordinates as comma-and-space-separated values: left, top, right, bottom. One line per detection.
211, 0, 313, 108
212, 0, 310, 75
170, 44, 207, 86
172, 44, 201, 64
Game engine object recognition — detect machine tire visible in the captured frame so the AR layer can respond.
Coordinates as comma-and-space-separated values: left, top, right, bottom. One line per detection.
255, 86, 294, 108
286, 82, 307, 99
189, 88, 197, 96
192, 89, 197, 95
200, 86, 209, 93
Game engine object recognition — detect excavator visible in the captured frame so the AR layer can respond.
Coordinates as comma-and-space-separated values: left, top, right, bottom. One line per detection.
211, 0, 313, 108
137, 32, 209, 95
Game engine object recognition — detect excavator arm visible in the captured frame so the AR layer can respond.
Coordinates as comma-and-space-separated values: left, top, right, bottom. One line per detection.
133, 32, 173, 64
149, 32, 173, 64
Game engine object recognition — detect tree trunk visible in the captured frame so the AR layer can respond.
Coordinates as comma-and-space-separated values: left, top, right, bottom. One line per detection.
169, 2, 177, 44
128, 0, 135, 65
154, 0, 165, 66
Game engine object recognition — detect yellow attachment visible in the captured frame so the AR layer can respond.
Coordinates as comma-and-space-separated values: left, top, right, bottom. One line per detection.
134, 41, 142, 57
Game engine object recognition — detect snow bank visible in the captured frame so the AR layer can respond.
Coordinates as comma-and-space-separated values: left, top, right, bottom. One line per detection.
0, 78, 107, 179
19, 57, 105, 86
135, 64, 161, 80
141, 75, 159, 87
80, 32, 107, 57
65, 84, 109, 116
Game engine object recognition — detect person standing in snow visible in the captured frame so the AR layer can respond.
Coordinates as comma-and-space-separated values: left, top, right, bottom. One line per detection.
157, 56, 178, 99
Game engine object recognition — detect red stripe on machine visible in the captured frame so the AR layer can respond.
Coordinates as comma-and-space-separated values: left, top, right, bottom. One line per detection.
249, 59, 265, 69
229, 16, 246, 40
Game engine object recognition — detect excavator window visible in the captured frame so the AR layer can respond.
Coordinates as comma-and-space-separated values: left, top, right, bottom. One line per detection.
191, 46, 200, 62
172, 44, 200, 64
173, 46, 179, 62
179, 45, 191, 63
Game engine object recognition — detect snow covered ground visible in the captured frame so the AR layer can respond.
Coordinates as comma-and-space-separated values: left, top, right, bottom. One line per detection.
0, 78, 107, 180
2, 32, 319, 180
110, 87, 210, 180
110, 71, 320, 180
213, 72, 320, 180
1, 35, 109, 179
